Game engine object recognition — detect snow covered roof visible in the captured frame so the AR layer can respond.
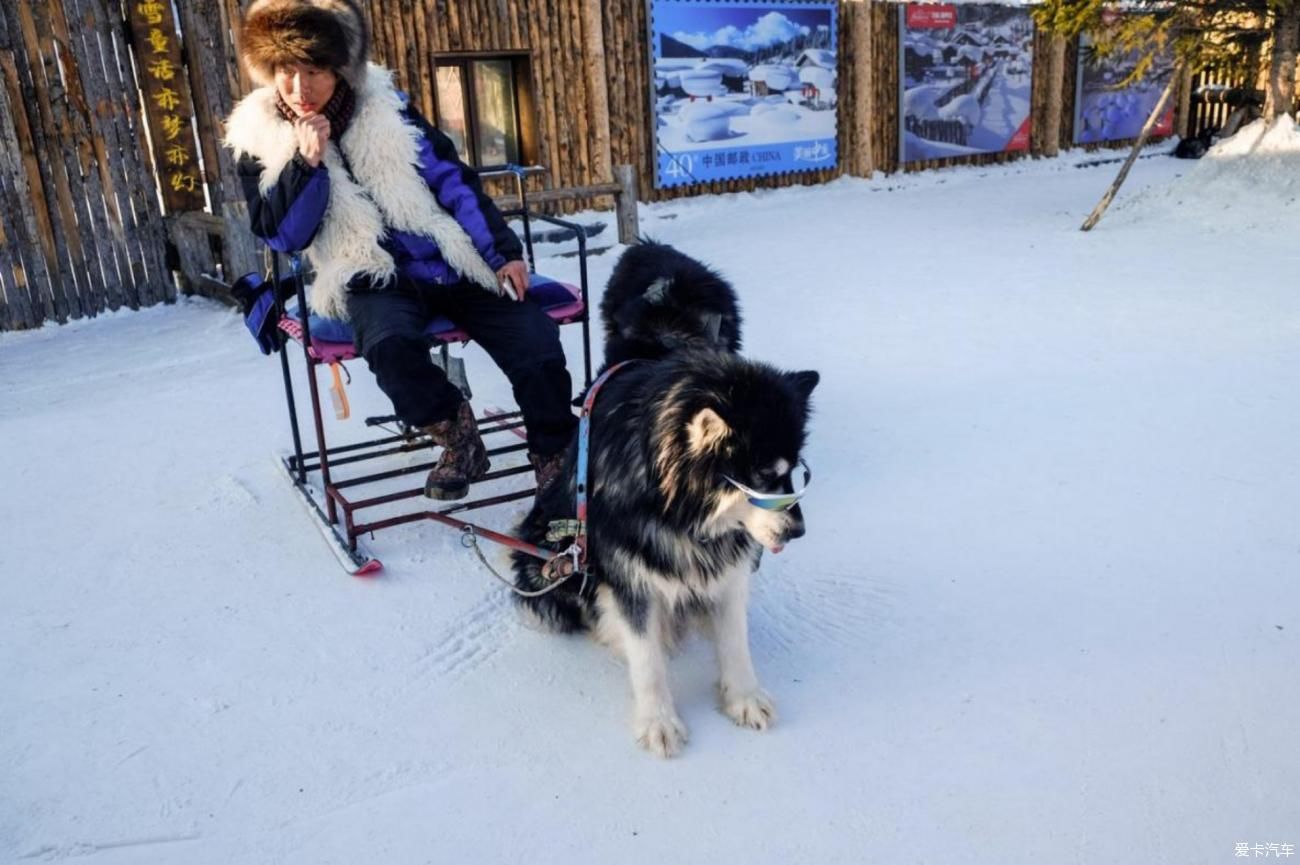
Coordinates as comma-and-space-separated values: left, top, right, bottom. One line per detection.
699, 58, 749, 77
796, 49, 836, 69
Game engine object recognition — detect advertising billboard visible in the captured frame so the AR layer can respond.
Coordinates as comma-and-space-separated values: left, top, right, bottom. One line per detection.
649, 0, 839, 188
900, 3, 1034, 163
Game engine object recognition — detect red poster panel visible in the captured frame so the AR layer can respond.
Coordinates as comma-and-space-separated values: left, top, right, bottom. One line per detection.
906, 5, 958, 29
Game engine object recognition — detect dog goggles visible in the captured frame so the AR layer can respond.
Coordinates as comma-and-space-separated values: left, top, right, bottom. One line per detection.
723, 459, 812, 511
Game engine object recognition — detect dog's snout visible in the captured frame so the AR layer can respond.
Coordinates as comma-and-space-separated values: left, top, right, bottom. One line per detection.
781, 507, 806, 543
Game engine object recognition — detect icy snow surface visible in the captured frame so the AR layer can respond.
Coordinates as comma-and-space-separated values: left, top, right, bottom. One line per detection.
2, 140, 1298, 864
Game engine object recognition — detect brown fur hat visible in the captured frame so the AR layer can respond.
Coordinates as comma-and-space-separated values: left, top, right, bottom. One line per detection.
240, 0, 369, 87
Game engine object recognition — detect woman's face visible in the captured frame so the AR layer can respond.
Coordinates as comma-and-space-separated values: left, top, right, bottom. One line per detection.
274, 63, 338, 116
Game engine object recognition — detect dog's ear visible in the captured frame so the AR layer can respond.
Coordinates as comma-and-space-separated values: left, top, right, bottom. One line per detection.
643, 278, 672, 305
686, 407, 730, 453
785, 370, 820, 401
701, 312, 722, 344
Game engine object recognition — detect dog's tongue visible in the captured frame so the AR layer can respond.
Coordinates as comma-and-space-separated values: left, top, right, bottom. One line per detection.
769, 543, 785, 555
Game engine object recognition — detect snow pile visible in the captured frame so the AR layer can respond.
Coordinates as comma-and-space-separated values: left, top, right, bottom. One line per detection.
1113, 116, 1300, 229
732, 103, 803, 135
677, 100, 747, 142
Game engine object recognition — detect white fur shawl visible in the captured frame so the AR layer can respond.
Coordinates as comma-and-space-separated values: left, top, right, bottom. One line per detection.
223, 64, 501, 319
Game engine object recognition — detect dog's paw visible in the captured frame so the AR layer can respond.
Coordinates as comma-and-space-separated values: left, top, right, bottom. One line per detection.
720, 686, 777, 731
633, 711, 689, 758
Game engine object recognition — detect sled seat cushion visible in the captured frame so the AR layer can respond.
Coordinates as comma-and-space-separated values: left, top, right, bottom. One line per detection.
277, 274, 584, 364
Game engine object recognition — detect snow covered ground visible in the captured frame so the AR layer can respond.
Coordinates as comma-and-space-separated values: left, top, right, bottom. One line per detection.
3, 127, 1299, 864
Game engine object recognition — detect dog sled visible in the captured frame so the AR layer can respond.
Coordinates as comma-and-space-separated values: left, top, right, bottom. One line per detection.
268, 167, 595, 577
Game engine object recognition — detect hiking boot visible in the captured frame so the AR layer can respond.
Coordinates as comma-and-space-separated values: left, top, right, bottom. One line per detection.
528, 450, 567, 493
422, 401, 490, 500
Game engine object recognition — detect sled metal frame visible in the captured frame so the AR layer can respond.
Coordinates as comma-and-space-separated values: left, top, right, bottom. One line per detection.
274, 167, 594, 575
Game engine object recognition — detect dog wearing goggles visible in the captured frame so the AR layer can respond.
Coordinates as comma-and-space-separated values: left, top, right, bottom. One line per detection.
511, 350, 818, 757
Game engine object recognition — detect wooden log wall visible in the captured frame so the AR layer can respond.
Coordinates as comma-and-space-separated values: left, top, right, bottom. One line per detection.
344, 0, 609, 204
0, 0, 173, 332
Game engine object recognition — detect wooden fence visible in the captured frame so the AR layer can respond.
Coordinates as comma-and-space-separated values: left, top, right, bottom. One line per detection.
0, 0, 174, 331
1188, 65, 1258, 138
0, 0, 263, 332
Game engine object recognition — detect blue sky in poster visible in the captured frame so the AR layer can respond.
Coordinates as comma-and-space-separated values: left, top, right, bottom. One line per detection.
654, 2, 834, 55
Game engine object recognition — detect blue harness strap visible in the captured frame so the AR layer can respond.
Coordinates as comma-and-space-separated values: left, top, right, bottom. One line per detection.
558, 360, 640, 574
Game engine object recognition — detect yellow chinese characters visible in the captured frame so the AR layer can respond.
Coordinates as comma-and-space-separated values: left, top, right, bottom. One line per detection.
147, 28, 169, 55
165, 143, 190, 167
153, 87, 180, 112
169, 173, 197, 193
161, 115, 185, 141
137, 1, 165, 25
148, 58, 176, 82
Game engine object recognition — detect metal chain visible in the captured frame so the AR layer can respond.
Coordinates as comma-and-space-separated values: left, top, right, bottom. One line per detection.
460, 525, 585, 598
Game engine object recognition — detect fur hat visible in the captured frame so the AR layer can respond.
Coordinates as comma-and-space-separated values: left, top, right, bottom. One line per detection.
240, 0, 368, 87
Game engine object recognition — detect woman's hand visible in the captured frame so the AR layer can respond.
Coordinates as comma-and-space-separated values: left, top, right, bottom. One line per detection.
294, 114, 330, 167
497, 260, 529, 302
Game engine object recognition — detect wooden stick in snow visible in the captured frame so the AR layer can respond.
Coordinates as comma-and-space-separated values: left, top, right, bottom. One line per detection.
1081, 63, 1183, 232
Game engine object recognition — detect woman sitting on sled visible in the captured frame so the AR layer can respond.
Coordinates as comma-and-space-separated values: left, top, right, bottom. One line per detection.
224, 0, 576, 500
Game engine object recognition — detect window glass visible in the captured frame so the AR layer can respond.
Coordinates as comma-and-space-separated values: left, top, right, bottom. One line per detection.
434, 65, 469, 161
471, 59, 519, 167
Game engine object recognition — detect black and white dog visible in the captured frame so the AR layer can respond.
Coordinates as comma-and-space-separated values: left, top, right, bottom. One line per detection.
599, 240, 743, 368
512, 351, 818, 757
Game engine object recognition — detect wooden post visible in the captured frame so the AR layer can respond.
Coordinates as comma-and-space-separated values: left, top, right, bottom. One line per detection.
30, 0, 104, 317
93, 0, 172, 305
177, 0, 260, 284
613, 163, 639, 244
849, 0, 876, 176
0, 6, 49, 330
1081, 65, 1181, 232
1042, 33, 1067, 158
12, 0, 81, 322
68, 0, 147, 309
582, 0, 613, 182
1175, 62, 1194, 139
1264, 2, 1299, 119
166, 212, 224, 294
48, 0, 120, 314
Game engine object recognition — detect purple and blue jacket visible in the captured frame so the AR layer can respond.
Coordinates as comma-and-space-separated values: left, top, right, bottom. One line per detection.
237, 101, 521, 291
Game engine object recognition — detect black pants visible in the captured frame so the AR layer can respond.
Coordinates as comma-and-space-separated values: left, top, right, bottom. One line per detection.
346, 277, 577, 457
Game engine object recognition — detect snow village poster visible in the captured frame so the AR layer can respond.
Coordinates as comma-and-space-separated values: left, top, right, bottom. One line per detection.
648, 0, 839, 189
899, 3, 1034, 163
1074, 30, 1175, 144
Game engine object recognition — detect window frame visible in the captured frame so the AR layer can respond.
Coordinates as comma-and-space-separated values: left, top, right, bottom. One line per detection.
431, 53, 533, 170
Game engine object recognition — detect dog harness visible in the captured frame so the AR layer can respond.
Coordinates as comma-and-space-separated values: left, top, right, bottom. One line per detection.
541, 359, 642, 581
461, 361, 639, 595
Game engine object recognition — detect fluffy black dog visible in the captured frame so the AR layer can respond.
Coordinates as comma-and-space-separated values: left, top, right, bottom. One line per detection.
512, 350, 818, 757
598, 240, 742, 368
